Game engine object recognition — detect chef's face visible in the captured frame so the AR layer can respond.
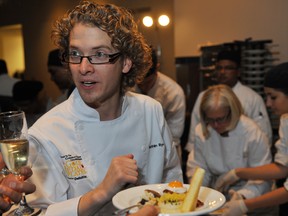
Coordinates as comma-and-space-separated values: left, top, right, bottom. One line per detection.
214, 60, 239, 88
265, 87, 288, 116
204, 108, 231, 134
68, 23, 131, 109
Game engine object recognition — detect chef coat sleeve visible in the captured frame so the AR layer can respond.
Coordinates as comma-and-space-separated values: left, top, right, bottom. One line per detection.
237, 127, 272, 199
186, 124, 212, 186
165, 86, 186, 147
161, 114, 184, 183
185, 92, 203, 152
45, 197, 81, 216
274, 115, 288, 167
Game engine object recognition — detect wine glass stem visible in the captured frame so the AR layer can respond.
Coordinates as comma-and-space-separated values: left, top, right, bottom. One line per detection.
14, 195, 34, 215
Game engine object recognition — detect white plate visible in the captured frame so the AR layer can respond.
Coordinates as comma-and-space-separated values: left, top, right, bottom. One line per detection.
112, 184, 226, 216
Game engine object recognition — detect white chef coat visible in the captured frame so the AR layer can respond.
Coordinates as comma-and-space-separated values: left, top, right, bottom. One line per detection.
135, 72, 186, 158
186, 81, 272, 152
274, 114, 288, 190
186, 115, 272, 199
26, 89, 183, 216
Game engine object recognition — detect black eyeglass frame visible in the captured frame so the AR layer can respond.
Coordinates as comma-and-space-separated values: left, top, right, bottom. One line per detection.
62, 52, 122, 65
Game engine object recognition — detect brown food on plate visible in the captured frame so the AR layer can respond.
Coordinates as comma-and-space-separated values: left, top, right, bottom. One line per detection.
197, 199, 204, 208
139, 189, 160, 206
145, 189, 161, 198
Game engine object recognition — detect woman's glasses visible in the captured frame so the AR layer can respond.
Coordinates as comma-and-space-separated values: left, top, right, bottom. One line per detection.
205, 111, 231, 124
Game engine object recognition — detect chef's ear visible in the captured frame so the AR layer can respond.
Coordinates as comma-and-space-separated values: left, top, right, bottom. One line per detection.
122, 57, 132, 74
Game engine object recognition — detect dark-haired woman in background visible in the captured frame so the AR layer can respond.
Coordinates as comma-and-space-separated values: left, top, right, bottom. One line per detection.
215, 62, 288, 215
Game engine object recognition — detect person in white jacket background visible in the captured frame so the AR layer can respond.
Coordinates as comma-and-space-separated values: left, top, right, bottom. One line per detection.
25, 1, 183, 216
186, 84, 275, 216
46, 49, 74, 111
214, 62, 288, 216
0, 59, 19, 97
135, 48, 186, 161
185, 50, 272, 154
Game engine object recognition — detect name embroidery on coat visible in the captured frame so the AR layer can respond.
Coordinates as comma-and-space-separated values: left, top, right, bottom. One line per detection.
149, 143, 164, 149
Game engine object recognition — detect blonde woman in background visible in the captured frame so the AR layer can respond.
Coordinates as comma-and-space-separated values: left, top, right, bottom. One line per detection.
186, 84, 276, 215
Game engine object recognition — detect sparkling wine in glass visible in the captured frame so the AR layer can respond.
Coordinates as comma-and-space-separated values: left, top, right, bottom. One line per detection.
0, 111, 41, 216
1, 139, 29, 175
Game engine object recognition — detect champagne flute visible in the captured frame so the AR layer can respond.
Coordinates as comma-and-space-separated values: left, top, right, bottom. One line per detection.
0, 111, 41, 216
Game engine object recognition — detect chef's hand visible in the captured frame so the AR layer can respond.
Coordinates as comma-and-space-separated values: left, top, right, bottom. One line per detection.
229, 190, 244, 201
215, 169, 239, 193
129, 205, 159, 216
98, 154, 138, 199
0, 167, 36, 213
222, 198, 248, 216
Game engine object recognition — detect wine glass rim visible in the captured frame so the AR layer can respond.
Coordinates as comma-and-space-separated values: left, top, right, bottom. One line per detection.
0, 110, 24, 118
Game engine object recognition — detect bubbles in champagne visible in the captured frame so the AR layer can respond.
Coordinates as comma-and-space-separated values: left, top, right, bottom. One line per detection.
0, 139, 29, 171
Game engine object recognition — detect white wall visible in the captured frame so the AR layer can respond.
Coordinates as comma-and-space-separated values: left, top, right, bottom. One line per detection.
174, 0, 288, 63
112, 0, 175, 79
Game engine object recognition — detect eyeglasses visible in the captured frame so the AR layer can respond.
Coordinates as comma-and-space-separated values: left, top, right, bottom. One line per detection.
204, 111, 231, 125
215, 65, 237, 72
62, 52, 122, 65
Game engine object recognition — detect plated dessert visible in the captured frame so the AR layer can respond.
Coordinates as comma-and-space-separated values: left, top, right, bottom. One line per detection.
138, 167, 205, 214
112, 167, 226, 215
139, 180, 204, 213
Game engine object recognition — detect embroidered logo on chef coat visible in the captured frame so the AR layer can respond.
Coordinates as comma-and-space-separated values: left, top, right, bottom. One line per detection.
62, 155, 87, 180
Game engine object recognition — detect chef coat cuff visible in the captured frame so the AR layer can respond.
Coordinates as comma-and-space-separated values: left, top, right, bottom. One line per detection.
274, 153, 288, 167
45, 196, 81, 216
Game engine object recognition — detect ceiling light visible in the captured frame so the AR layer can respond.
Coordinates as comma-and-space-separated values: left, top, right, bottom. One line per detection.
142, 16, 153, 27
158, 15, 170, 27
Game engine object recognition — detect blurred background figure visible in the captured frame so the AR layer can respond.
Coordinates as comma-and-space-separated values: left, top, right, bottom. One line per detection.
135, 48, 186, 160
186, 84, 276, 216
46, 49, 74, 110
0, 59, 20, 111
214, 63, 288, 216
13, 80, 44, 127
0, 59, 20, 97
186, 50, 272, 153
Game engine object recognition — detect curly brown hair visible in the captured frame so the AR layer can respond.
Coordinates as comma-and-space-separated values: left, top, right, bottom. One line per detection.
51, 1, 152, 93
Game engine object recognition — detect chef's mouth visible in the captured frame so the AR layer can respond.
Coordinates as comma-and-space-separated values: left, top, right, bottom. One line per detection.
81, 81, 96, 87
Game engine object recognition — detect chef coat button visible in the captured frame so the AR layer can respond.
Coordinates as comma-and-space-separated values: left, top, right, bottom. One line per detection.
141, 145, 146, 152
